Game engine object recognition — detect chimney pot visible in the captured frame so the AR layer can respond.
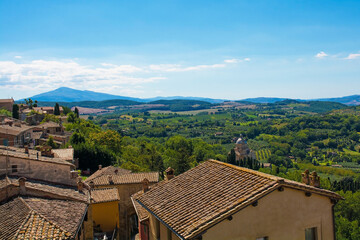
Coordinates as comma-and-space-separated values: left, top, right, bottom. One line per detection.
18, 177, 26, 195
99, 165, 102, 170
77, 177, 84, 192
108, 175, 114, 184
165, 167, 175, 181
310, 171, 320, 188
142, 178, 150, 192
301, 169, 310, 185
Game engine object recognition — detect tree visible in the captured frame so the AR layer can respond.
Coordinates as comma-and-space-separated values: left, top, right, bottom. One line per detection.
74, 107, 80, 118
54, 103, 60, 115
12, 104, 19, 119
46, 136, 58, 149
227, 149, 236, 165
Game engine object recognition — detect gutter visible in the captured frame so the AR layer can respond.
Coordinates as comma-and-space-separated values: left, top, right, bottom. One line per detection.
74, 205, 89, 239
136, 199, 186, 240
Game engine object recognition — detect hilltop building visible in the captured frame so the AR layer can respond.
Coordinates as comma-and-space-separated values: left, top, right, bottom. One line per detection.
0, 98, 14, 112
132, 160, 342, 240
233, 136, 256, 160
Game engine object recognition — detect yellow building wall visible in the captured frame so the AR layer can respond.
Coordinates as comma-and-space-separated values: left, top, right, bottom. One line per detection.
202, 187, 334, 240
92, 201, 119, 233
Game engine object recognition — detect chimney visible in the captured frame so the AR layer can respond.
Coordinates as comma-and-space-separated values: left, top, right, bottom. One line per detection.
310, 171, 320, 188
18, 177, 26, 195
114, 169, 119, 175
142, 178, 150, 192
89, 181, 95, 189
108, 175, 114, 185
301, 169, 310, 185
165, 167, 175, 181
99, 165, 102, 170
77, 178, 84, 192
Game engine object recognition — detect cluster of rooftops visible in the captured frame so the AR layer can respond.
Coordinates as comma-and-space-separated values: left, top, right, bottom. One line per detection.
0, 153, 343, 240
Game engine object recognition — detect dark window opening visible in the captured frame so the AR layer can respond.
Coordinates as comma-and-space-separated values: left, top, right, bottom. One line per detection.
305, 227, 318, 240
12, 165, 18, 173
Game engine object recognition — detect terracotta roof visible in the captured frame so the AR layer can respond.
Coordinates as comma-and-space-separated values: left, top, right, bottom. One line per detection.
0, 124, 34, 136
131, 192, 150, 222
0, 146, 74, 167
52, 148, 74, 161
6, 177, 88, 202
85, 166, 131, 182
0, 99, 14, 103
0, 197, 87, 239
39, 121, 61, 128
91, 188, 120, 204
135, 160, 343, 240
91, 172, 159, 186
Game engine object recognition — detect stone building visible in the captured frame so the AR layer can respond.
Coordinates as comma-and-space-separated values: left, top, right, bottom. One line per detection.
0, 146, 78, 186
85, 165, 159, 240
0, 121, 36, 147
132, 160, 342, 240
234, 137, 256, 160
0, 98, 14, 112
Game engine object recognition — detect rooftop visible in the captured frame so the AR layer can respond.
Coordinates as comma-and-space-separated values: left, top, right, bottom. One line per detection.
90, 172, 159, 186
91, 188, 120, 204
134, 160, 342, 240
0, 197, 87, 239
0, 146, 74, 167
1, 176, 88, 202
85, 165, 131, 182
0, 123, 35, 136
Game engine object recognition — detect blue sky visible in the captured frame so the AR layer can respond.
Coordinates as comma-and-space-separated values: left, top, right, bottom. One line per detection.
0, 0, 359, 100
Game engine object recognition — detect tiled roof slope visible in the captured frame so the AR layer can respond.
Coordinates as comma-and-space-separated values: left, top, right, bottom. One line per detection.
91, 188, 120, 203
132, 192, 150, 222
7, 177, 88, 202
85, 166, 131, 182
0, 197, 87, 239
91, 172, 159, 186
135, 160, 343, 240
0, 198, 30, 239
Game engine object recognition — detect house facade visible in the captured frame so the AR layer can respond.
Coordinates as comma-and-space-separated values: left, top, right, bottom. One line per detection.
0, 98, 14, 112
133, 160, 342, 240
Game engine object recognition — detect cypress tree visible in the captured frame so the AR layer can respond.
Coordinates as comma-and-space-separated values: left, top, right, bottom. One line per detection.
54, 103, 60, 115
12, 104, 19, 119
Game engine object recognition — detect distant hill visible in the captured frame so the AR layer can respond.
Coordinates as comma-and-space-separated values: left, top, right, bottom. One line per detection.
20, 87, 360, 106
26, 87, 144, 102
315, 95, 360, 106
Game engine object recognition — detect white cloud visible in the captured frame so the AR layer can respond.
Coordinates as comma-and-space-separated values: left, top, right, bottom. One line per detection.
345, 53, 360, 60
315, 51, 328, 58
224, 58, 251, 63
149, 63, 226, 72
14, 56, 22, 59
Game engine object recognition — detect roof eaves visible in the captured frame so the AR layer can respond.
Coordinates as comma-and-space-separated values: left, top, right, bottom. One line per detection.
136, 199, 186, 240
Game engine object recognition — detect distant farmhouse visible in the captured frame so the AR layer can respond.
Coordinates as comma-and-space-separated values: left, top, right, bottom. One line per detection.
132, 160, 342, 240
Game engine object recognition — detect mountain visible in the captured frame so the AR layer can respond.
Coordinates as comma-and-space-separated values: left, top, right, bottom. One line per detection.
25, 87, 144, 102
21, 87, 360, 106
315, 95, 360, 106
22, 87, 226, 103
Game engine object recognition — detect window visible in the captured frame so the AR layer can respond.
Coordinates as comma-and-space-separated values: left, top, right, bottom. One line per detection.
12, 165, 18, 173
305, 227, 318, 240
256, 237, 268, 240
